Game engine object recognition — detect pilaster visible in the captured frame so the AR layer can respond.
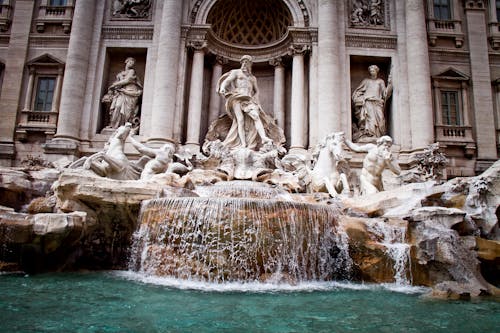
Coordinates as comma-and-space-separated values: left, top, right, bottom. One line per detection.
0, 0, 35, 163
464, 0, 498, 166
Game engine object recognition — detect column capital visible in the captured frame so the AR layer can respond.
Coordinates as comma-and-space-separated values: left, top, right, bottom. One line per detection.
464, 0, 486, 10
269, 57, 284, 67
214, 55, 228, 66
288, 44, 310, 56
187, 39, 208, 52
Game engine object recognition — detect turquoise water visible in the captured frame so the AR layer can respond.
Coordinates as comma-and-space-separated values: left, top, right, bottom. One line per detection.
0, 271, 498, 333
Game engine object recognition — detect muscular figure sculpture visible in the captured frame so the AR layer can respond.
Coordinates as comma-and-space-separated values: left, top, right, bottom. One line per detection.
345, 135, 400, 195
218, 55, 273, 149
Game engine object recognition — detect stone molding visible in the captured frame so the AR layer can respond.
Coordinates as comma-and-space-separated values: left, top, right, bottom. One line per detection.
345, 34, 397, 49
101, 26, 154, 40
190, 0, 310, 27
185, 24, 316, 63
28, 35, 70, 48
464, 0, 486, 10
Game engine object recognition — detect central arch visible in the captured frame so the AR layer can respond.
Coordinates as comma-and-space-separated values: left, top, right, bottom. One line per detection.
191, 0, 309, 28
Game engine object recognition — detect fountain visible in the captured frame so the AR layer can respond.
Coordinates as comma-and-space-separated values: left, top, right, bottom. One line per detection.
0, 55, 498, 301
129, 182, 352, 283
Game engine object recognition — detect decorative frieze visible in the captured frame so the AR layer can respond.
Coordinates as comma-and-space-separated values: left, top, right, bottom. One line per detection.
345, 34, 397, 49
101, 26, 154, 40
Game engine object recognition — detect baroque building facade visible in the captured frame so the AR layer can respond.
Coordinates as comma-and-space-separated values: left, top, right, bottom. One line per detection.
0, 0, 498, 177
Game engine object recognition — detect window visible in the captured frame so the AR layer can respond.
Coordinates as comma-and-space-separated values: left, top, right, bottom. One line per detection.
441, 90, 461, 125
497, 0, 500, 21
434, 0, 451, 20
48, 0, 67, 6
34, 77, 55, 111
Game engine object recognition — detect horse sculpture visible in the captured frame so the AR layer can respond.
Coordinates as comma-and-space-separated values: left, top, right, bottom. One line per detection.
309, 132, 351, 197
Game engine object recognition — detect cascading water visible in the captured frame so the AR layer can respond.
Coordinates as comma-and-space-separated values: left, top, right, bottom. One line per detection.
129, 181, 352, 283
365, 219, 412, 285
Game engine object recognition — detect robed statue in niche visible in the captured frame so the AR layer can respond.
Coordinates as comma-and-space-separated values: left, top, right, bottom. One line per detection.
102, 57, 143, 130
352, 64, 392, 141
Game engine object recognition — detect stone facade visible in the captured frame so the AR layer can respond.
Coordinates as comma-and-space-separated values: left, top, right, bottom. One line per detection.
0, 0, 498, 177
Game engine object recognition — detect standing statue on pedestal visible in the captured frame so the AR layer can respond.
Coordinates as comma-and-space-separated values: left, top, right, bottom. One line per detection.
345, 135, 400, 195
206, 55, 285, 151
102, 57, 143, 129
352, 64, 392, 141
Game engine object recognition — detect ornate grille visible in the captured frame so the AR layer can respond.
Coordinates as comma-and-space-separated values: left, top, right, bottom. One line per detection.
207, 0, 293, 46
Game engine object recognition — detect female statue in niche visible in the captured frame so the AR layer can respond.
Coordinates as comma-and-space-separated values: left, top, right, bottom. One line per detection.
352, 64, 392, 141
102, 57, 143, 129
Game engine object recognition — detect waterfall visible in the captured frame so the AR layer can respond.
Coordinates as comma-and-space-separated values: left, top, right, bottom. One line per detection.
365, 219, 411, 285
129, 194, 352, 283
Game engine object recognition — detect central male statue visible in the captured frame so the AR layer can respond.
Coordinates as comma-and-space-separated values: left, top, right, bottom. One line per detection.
215, 55, 282, 150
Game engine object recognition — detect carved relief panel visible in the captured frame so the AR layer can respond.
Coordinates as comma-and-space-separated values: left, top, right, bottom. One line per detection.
349, 0, 389, 29
110, 0, 152, 20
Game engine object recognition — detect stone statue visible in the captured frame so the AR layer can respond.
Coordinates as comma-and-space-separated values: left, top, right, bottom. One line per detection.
414, 143, 447, 182
128, 133, 174, 180
369, 0, 383, 25
102, 57, 143, 129
351, 0, 367, 25
112, 0, 151, 18
82, 123, 141, 180
344, 135, 400, 195
352, 64, 392, 141
206, 55, 285, 151
310, 132, 351, 197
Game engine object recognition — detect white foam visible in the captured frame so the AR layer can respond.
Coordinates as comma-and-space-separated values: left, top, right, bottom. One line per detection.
113, 271, 429, 294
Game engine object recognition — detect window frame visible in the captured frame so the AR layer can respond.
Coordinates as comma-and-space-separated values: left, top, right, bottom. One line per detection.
433, 0, 452, 20
33, 76, 56, 112
48, 0, 67, 6
440, 90, 462, 126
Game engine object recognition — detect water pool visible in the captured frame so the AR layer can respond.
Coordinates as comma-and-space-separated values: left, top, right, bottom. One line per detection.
0, 271, 498, 332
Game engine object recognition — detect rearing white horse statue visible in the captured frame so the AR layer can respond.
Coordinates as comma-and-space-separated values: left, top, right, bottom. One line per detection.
309, 132, 351, 197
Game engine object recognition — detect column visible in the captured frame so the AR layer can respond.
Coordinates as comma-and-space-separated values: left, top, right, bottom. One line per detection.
149, 0, 183, 144
22, 68, 35, 111
51, 68, 64, 113
405, 0, 434, 149
0, 0, 35, 163
185, 45, 206, 150
289, 46, 307, 151
465, 1, 498, 164
317, 0, 341, 138
208, 57, 224, 125
51, 0, 96, 143
270, 57, 286, 130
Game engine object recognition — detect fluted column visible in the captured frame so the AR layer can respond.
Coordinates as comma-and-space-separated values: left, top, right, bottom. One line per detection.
208, 56, 224, 125
465, 1, 497, 162
22, 68, 35, 111
149, 0, 183, 144
270, 57, 286, 130
290, 46, 307, 151
52, 0, 96, 142
317, 0, 341, 138
185, 45, 206, 150
405, 0, 434, 149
